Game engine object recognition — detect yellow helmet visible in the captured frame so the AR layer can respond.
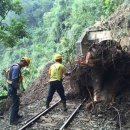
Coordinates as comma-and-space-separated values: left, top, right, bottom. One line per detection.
54, 54, 62, 60
21, 57, 30, 66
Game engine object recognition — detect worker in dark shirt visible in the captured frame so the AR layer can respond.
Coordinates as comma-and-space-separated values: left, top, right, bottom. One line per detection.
7, 57, 30, 125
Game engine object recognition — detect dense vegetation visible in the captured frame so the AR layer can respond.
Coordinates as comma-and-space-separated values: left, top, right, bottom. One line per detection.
0, 0, 124, 96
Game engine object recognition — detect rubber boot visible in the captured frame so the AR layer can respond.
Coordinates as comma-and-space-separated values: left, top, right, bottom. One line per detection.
46, 101, 50, 109
62, 101, 67, 111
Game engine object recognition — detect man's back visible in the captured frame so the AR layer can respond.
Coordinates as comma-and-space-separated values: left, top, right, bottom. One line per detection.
9, 64, 20, 81
49, 62, 65, 81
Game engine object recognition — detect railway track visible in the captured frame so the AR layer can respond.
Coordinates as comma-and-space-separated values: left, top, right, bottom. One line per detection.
18, 98, 87, 130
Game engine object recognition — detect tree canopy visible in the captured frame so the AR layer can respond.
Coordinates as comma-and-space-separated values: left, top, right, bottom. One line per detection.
0, 0, 28, 47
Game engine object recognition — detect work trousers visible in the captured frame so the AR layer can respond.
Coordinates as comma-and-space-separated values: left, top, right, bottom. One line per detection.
8, 84, 20, 123
47, 80, 66, 103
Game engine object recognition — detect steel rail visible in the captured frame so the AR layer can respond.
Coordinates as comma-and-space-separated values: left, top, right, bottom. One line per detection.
18, 100, 60, 130
59, 98, 86, 130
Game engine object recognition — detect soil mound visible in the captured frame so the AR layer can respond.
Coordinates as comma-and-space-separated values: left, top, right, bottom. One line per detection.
91, 5, 130, 30
21, 62, 54, 105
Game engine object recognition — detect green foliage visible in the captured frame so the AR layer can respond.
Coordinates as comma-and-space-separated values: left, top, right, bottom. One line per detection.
0, 0, 22, 20
0, 19, 28, 47
0, 0, 29, 47
0, 75, 8, 96
124, 0, 130, 4
21, 0, 55, 26
103, 0, 124, 16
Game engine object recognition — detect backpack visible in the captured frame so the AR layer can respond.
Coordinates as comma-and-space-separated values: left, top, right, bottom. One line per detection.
5, 67, 12, 84
5, 64, 19, 84
2, 68, 11, 84
5, 64, 25, 91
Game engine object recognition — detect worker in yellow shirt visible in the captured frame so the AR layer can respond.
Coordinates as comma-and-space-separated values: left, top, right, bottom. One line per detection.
46, 54, 70, 111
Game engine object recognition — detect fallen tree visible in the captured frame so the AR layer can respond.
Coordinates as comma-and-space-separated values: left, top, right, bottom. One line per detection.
69, 40, 130, 104
68, 4, 130, 104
